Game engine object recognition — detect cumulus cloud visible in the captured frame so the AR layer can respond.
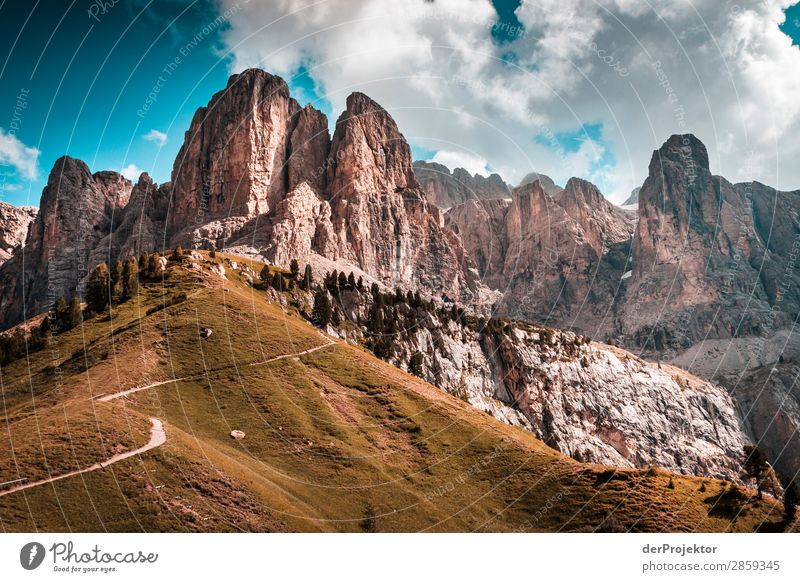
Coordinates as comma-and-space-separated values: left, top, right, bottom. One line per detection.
431, 150, 491, 176
217, 0, 800, 199
0, 127, 40, 180
143, 129, 168, 147
120, 164, 143, 181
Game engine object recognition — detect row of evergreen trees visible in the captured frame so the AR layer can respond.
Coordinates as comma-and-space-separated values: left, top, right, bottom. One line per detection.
84, 256, 140, 314
1, 251, 166, 366
259, 258, 316, 292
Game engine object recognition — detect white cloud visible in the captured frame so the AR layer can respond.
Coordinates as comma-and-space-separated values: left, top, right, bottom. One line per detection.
0, 127, 40, 180
431, 150, 491, 176
120, 164, 143, 181
217, 0, 800, 195
143, 129, 168, 147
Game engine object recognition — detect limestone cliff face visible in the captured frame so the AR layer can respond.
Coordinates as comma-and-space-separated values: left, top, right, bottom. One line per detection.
89, 172, 170, 266
555, 177, 632, 257
262, 182, 336, 267
327, 286, 748, 481
288, 104, 330, 193
500, 181, 599, 322
622, 135, 796, 349
413, 160, 511, 209
322, 93, 479, 300
169, 69, 303, 243
730, 363, 800, 482
446, 179, 633, 334
0, 201, 37, 265
0, 157, 130, 327
445, 198, 510, 284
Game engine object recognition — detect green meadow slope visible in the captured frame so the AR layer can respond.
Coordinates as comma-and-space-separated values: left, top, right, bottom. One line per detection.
0, 252, 786, 532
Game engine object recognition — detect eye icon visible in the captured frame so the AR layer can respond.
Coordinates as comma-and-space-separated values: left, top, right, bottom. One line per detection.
20, 542, 46, 570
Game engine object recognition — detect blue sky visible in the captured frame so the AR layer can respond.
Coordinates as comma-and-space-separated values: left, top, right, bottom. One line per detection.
0, 0, 232, 206
781, 2, 800, 46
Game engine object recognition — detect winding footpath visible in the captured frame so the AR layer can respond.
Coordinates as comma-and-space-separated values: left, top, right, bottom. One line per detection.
0, 418, 165, 499
95, 336, 334, 402
0, 337, 334, 498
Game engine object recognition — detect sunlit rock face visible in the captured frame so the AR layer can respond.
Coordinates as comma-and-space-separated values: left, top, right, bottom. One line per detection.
0, 201, 36, 265
0, 157, 130, 328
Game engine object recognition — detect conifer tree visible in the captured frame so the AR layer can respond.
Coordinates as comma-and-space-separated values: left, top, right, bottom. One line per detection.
326, 270, 339, 292
86, 262, 111, 313
743, 445, 771, 499
122, 257, 138, 299
39, 313, 51, 337
312, 290, 332, 327
147, 253, 159, 278
785, 482, 798, 525
271, 271, 284, 291
53, 297, 69, 331
67, 296, 82, 329
368, 304, 384, 335
111, 260, 124, 302
409, 352, 424, 377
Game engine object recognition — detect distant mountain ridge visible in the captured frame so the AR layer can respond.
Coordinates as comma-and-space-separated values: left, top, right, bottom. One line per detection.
412, 160, 511, 208
518, 171, 563, 196
2, 70, 798, 363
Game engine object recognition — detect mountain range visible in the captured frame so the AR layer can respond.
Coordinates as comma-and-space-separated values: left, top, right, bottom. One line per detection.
1, 68, 798, 529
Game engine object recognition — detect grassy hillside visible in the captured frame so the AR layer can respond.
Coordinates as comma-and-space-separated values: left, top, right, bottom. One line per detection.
0, 251, 787, 532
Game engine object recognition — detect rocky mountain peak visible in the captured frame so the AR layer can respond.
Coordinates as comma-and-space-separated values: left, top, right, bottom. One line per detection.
327, 91, 418, 198
0, 157, 132, 328
652, 133, 709, 172
560, 177, 605, 207
621, 132, 799, 352
168, 67, 303, 240
226, 67, 291, 96
413, 161, 511, 208
518, 171, 563, 196
555, 177, 633, 256
288, 104, 330, 193
622, 186, 641, 206
42, 156, 130, 211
